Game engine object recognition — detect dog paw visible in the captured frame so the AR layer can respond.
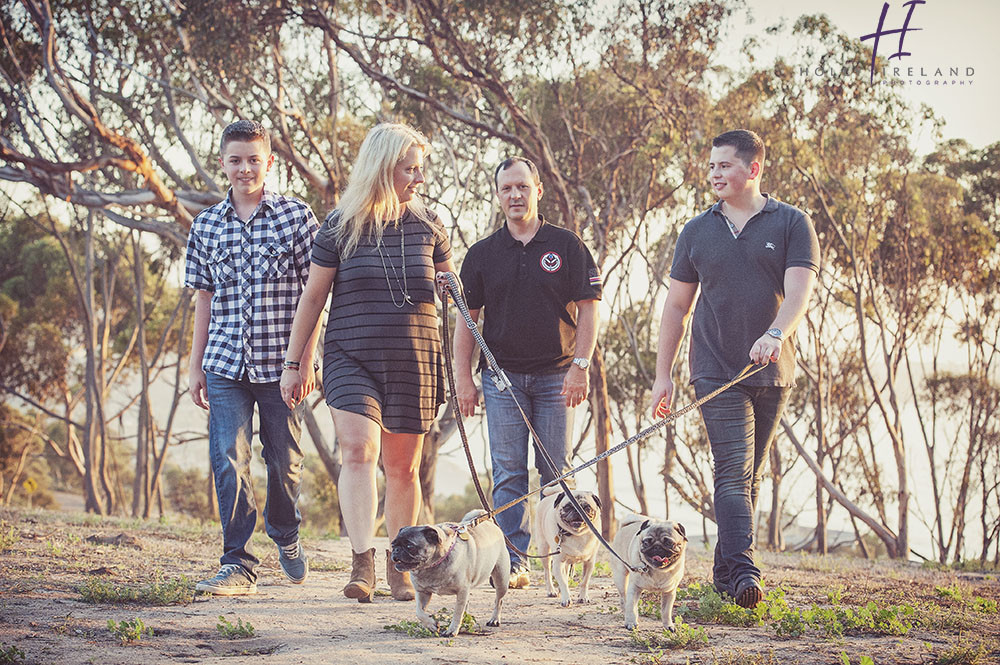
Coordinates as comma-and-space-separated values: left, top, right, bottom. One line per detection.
547, 591, 558, 598
486, 619, 500, 627
575, 596, 591, 605
624, 622, 638, 631
560, 599, 572, 607
666, 624, 676, 633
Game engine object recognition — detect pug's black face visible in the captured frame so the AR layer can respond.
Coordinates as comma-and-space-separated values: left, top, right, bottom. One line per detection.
638, 522, 687, 568
390, 526, 441, 572
556, 492, 601, 530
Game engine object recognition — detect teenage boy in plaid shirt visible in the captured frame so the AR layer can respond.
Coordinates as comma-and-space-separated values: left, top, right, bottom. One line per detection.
185, 120, 321, 595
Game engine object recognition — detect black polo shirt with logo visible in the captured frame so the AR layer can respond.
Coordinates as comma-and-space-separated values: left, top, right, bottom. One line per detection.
460, 218, 602, 374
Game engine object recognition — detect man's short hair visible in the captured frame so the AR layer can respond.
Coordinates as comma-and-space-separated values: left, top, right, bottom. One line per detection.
712, 130, 764, 168
493, 157, 540, 188
220, 119, 271, 155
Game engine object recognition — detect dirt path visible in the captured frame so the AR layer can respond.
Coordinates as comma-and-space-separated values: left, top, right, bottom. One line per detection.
1, 508, 997, 664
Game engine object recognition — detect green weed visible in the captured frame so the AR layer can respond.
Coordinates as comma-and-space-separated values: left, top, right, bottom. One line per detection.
0, 522, 19, 552
593, 561, 613, 577
933, 585, 997, 614
309, 559, 348, 572
106, 618, 153, 644
839, 653, 875, 665
384, 609, 478, 637
0, 643, 25, 665
675, 581, 915, 638
79, 575, 194, 605
629, 619, 708, 650
932, 636, 997, 665
217, 615, 255, 639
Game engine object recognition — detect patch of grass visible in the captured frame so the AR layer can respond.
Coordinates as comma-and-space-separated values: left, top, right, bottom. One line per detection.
217, 615, 255, 639
106, 618, 153, 644
79, 574, 194, 605
676, 582, 916, 638
922, 559, 1000, 574
629, 619, 708, 650
676, 582, 765, 627
593, 561, 613, 577
384, 609, 478, 637
839, 654, 875, 665
708, 650, 780, 665
309, 559, 348, 572
0, 643, 25, 665
931, 636, 998, 665
0, 522, 18, 552
933, 585, 998, 615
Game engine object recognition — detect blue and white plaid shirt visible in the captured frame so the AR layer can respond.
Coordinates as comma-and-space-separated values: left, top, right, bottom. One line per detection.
184, 189, 320, 383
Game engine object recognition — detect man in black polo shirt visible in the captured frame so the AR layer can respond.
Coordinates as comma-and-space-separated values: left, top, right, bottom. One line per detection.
650, 129, 819, 608
455, 157, 601, 588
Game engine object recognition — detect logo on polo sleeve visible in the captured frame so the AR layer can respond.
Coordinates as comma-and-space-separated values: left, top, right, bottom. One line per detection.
540, 251, 562, 273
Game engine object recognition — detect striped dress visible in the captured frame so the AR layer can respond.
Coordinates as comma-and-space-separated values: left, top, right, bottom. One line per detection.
310, 209, 451, 433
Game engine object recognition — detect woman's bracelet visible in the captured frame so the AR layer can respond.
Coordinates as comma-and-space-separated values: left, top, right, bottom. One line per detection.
282, 360, 301, 371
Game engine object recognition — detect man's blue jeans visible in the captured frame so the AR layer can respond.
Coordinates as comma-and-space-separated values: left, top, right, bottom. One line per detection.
693, 378, 790, 596
206, 372, 304, 579
482, 369, 572, 568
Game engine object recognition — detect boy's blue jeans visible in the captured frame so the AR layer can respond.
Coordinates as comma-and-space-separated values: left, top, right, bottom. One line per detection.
206, 372, 304, 579
694, 378, 790, 596
482, 369, 573, 569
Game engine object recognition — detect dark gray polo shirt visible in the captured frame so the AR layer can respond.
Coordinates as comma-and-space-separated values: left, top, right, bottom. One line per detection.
670, 195, 820, 387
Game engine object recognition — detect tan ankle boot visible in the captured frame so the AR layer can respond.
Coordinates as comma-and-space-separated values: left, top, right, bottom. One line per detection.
386, 550, 415, 601
343, 547, 376, 603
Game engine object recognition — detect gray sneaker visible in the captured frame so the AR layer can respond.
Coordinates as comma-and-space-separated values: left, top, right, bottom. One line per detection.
278, 539, 308, 584
195, 564, 257, 596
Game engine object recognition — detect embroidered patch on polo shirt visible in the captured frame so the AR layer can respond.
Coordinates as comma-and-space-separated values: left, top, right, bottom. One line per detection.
540, 251, 562, 272
589, 268, 602, 286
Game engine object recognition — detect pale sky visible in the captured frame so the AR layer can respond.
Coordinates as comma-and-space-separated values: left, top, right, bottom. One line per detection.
740, 0, 999, 154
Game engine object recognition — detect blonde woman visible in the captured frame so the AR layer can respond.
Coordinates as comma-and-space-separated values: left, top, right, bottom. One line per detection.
280, 123, 455, 602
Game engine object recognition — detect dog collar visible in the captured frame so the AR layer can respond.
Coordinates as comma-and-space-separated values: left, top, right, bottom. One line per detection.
423, 524, 464, 570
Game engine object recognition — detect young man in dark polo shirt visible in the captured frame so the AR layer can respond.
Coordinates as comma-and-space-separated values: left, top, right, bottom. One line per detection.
455, 157, 602, 588
650, 130, 819, 608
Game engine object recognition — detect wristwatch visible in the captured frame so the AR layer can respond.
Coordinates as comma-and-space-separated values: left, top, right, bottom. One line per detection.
765, 327, 784, 341
572, 357, 591, 370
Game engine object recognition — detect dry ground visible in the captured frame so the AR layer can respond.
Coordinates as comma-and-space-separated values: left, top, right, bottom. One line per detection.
0, 506, 997, 665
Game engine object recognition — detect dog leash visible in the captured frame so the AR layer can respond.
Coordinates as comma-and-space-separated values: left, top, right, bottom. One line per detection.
437, 271, 766, 573
437, 273, 564, 563
437, 270, 628, 568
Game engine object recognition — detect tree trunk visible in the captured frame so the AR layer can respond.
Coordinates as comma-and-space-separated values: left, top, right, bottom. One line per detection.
589, 349, 616, 539
767, 443, 784, 551
82, 211, 109, 514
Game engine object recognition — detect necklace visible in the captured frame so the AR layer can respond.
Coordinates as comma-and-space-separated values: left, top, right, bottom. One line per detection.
377, 222, 414, 308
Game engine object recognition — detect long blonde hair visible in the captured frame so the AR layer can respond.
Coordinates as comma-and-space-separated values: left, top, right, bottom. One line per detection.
332, 123, 431, 258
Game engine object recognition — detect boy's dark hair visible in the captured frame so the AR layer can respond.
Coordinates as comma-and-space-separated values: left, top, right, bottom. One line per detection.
493, 156, 540, 188
220, 119, 271, 155
712, 129, 764, 167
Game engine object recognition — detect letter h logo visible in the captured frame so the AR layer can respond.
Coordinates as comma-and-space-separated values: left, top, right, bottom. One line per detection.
860, 0, 925, 83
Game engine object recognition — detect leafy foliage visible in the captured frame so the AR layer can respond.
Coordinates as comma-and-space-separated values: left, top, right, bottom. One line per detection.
79, 575, 194, 605
106, 617, 153, 644
217, 615, 255, 639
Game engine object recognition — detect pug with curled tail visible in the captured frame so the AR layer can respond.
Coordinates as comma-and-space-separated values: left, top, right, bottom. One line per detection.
611, 513, 688, 631
390, 509, 509, 637
535, 485, 602, 606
